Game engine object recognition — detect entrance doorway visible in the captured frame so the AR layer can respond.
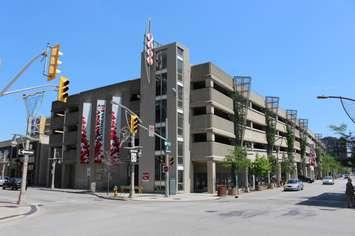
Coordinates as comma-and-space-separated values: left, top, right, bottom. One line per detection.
193, 162, 207, 193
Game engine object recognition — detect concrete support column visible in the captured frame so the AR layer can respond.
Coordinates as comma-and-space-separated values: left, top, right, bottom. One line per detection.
207, 132, 215, 142
207, 104, 214, 114
207, 160, 216, 194
206, 78, 214, 88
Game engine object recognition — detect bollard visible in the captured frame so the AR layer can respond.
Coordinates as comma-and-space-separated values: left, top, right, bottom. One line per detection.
113, 186, 118, 197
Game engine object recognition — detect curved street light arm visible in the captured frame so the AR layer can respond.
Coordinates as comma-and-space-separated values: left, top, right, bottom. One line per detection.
0, 50, 47, 96
340, 98, 355, 124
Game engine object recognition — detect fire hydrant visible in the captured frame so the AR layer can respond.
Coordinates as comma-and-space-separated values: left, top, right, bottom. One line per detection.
113, 186, 118, 197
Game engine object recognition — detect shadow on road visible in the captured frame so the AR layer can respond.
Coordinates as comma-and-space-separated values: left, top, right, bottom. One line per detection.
297, 192, 347, 208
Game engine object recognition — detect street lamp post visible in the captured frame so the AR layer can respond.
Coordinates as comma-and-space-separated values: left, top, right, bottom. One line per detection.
317, 95, 355, 124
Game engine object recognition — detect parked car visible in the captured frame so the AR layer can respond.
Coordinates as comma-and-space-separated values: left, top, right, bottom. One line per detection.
284, 179, 304, 191
0, 176, 9, 186
322, 176, 334, 185
2, 177, 22, 190
299, 175, 314, 183
344, 174, 349, 179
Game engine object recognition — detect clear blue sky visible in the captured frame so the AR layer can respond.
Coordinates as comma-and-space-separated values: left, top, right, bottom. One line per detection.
0, 0, 354, 140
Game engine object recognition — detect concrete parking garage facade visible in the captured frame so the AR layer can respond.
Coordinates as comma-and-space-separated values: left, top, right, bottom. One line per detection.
49, 41, 324, 193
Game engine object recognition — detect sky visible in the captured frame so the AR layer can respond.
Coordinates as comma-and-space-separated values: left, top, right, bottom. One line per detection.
0, 0, 354, 140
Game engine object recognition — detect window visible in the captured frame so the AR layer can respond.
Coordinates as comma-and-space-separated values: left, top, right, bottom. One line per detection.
215, 134, 232, 145
251, 103, 264, 113
214, 83, 232, 98
156, 51, 167, 71
155, 156, 166, 180
214, 107, 232, 121
177, 47, 184, 57
177, 59, 183, 81
155, 100, 167, 123
193, 133, 207, 142
155, 73, 167, 96
178, 170, 184, 191
178, 113, 183, 136
192, 81, 205, 90
254, 142, 267, 150
253, 123, 266, 132
193, 107, 206, 116
155, 127, 166, 151
177, 85, 183, 108
178, 141, 184, 164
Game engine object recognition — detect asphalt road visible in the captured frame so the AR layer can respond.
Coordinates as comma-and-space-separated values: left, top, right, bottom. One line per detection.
0, 178, 354, 236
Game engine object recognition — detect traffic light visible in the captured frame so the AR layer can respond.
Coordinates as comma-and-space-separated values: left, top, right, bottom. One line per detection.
129, 114, 139, 135
145, 32, 154, 66
47, 44, 63, 81
57, 76, 69, 103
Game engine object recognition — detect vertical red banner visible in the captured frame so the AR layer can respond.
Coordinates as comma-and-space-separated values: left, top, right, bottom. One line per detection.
94, 100, 106, 163
80, 103, 91, 164
109, 96, 122, 166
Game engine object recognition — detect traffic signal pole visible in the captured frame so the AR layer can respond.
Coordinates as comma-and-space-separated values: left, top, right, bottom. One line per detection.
129, 134, 135, 198
165, 118, 169, 197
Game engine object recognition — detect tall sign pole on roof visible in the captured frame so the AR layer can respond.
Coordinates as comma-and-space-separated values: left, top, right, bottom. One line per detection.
144, 18, 154, 83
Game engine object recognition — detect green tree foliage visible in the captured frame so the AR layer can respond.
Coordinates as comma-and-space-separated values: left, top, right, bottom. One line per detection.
320, 153, 346, 176
224, 146, 251, 188
329, 123, 348, 137
286, 125, 295, 156
252, 155, 272, 177
224, 146, 250, 171
265, 112, 277, 157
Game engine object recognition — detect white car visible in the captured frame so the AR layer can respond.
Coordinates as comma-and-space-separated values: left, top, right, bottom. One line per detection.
284, 179, 304, 191
0, 176, 9, 186
322, 176, 334, 185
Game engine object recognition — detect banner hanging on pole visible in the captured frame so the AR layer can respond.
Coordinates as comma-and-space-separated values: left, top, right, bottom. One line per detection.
94, 100, 106, 163
80, 102, 92, 164
109, 96, 122, 166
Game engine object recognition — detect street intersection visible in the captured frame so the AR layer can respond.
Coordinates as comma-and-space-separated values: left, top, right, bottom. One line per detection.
0, 178, 354, 236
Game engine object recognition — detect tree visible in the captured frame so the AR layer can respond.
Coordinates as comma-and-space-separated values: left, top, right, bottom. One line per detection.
285, 125, 295, 178
252, 155, 272, 178
300, 136, 307, 176
329, 123, 354, 167
224, 146, 251, 191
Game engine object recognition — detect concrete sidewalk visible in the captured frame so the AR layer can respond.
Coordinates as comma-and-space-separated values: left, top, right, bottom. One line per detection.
0, 201, 37, 222
93, 192, 224, 201
38, 187, 225, 201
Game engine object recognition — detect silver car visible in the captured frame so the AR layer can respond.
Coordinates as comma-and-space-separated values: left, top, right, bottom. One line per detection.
322, 176, 334, 185
284, 179, 304, 191
0, 176, 9, 186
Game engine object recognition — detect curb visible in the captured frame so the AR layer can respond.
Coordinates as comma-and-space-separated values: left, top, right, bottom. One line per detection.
0, 204, 38, 222
91, 193, 128, 201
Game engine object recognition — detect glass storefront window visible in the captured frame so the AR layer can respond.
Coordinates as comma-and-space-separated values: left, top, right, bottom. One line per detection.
178, 170, 184, 191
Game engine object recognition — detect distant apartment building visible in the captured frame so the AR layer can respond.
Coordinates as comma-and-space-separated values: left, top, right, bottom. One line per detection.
49, 42, 324, 193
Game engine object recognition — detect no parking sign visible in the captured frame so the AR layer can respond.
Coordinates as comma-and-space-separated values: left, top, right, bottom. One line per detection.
142, 171, 151, 182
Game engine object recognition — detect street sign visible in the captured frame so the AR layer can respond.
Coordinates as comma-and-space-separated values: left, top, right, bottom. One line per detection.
142, 171, 151, 182
18, 149, 34, 156
165, 141, 171, 153
131, 152, 137, 163
149, 125, 155, 137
